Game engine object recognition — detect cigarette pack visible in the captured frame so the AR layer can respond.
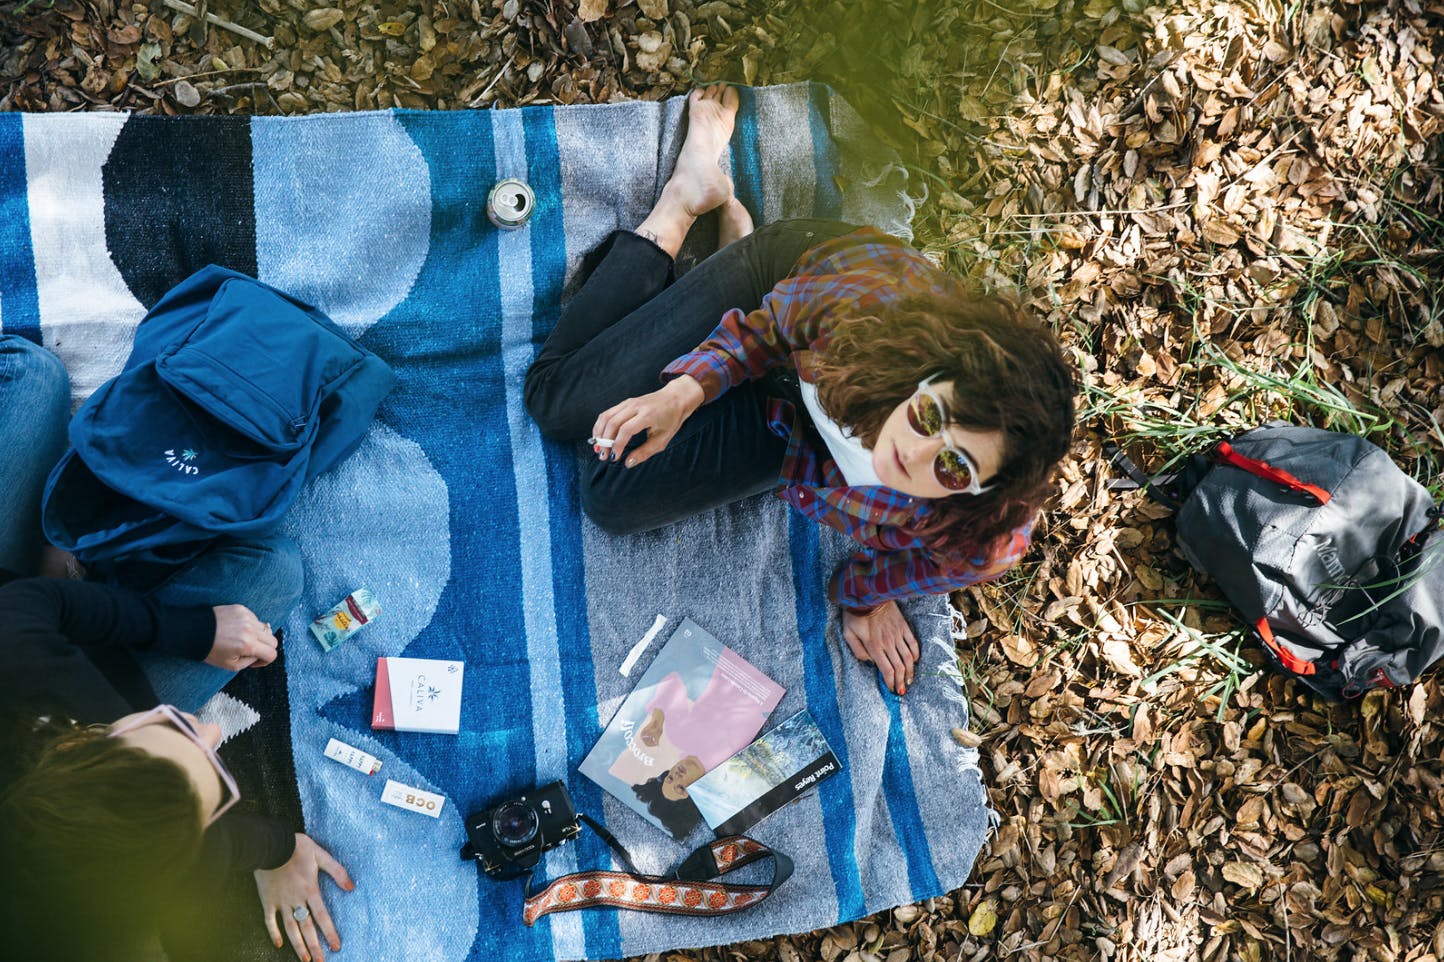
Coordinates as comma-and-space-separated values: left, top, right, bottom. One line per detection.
371, 656, 465, 734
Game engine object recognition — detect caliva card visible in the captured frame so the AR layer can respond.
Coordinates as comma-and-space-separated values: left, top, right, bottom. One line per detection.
371, 656, 464, 735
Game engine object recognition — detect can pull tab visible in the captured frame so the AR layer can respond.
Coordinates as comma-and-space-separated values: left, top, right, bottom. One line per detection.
488, 178, 536, 229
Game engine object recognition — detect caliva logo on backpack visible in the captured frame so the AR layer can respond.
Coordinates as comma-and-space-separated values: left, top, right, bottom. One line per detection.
1111, 422, 1444, 701
163, 448, 201, 476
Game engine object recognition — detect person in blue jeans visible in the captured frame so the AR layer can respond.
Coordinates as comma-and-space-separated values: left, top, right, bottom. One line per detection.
0, 332, 302, 708
0, 334, 351, 962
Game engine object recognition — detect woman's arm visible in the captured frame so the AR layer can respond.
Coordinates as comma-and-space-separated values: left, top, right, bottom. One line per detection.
0, 578, 217, 722
659, 273, 834, 403
592, 271, 838, 467
831, 528, 1033, 695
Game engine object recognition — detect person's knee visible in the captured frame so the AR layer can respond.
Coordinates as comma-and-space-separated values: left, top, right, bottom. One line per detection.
579, 474, 653, 536
523, 362, 573, 439
244, 535, 305, 623
1, 336, 70, 412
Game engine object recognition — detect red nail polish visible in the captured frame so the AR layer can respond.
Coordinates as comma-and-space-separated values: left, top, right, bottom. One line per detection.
899, 686, 907, 696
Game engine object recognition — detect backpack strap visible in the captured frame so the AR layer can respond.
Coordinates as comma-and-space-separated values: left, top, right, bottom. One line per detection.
1253, 618, 1317, 676
1212, 441, 1332, 505
1103, 443, 1182, 510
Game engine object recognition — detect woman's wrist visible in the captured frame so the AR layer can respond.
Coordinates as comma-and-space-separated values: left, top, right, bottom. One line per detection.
665, 374, 706, 414
845, 601, 893, 620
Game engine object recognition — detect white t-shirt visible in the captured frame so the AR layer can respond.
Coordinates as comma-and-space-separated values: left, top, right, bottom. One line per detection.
798, 380, 884, 486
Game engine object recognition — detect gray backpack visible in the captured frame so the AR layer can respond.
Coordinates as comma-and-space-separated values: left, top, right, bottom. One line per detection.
1116, 423, 1443, 701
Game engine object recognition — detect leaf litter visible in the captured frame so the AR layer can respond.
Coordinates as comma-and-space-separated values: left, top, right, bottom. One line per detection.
4, 0, 1444, 959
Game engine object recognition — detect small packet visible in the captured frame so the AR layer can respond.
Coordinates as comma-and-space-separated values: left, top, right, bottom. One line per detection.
310, 588, 381, 652
324, 738, 382, 776
381, 779, 445, 818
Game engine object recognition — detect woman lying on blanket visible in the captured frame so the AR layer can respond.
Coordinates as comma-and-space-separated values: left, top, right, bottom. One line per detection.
0, 334, 350, 962
525, 85, 1075, 695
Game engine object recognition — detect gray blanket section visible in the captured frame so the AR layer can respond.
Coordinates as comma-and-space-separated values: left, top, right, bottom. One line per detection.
577, 499, 989, 955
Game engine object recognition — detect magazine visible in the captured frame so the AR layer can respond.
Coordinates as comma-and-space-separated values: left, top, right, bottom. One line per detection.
579, 618, 784, 841
687, 710, 841, 837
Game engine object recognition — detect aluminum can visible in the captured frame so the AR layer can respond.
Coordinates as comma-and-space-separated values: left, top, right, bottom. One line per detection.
487, 178, 535, 229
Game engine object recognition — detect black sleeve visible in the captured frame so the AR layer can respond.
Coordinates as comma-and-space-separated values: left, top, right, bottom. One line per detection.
197, 814, 298, 876
0, 577, 217, 724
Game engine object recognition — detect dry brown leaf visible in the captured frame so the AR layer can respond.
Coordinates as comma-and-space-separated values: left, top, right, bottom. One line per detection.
577, 0, 609, 23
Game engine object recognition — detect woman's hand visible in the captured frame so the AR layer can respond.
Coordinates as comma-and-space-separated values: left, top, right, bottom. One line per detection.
255, 833, 355, 962
591, 375, 705, 468
638, 707, 665, 747
841, 601, 920, 695
206, 604, 279, 671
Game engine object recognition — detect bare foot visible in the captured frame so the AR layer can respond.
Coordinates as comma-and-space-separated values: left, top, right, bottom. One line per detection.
635, 84, 741, 257
717, 196, 754, 249
666, 84, 739, 217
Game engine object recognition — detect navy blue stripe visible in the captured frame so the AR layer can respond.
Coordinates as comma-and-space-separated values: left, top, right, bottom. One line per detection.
524, 104, 624, 961
807, 84, 843, 220
729, 86, 765, 226
0, 114, 40, 341
879, 682, 943, 896
789, 512, 865, 920
794, 87, 868, 921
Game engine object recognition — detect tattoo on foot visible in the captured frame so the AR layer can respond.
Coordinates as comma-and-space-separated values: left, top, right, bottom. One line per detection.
636, 228, 660, 244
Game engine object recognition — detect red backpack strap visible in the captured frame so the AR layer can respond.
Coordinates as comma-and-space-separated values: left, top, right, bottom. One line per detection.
1254, 618, 1317, 676
1213, 441, 1331, 505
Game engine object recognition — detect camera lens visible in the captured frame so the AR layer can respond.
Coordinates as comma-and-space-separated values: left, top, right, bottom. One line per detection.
491, 801, 539, 847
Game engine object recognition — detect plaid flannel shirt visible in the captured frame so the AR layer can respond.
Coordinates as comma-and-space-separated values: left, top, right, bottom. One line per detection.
661, 227, 1032, 613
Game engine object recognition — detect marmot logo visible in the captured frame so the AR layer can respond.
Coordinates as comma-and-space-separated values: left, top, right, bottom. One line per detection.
163, 448, 200, 476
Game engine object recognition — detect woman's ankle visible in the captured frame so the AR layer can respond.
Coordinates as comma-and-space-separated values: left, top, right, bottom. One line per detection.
633, 189, 694, 258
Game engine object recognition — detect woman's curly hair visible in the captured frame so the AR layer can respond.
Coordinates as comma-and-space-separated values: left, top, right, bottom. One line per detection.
812, 279, 1075, 564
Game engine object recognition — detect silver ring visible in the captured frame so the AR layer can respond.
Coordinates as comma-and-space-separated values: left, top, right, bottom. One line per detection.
292, 905, 310, 922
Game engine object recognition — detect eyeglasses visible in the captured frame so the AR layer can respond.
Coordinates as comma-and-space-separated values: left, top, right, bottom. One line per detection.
109, 705, 240, 827
904, 376, 992, 495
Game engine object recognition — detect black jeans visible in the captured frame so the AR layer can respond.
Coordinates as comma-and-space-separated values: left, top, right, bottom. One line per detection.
525, 218, 856, 534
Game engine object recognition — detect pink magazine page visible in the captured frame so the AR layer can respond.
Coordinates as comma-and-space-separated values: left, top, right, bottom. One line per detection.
579, 618, 784, 841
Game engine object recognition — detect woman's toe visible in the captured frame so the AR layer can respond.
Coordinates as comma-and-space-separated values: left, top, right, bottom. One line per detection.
720, 85, 739, 110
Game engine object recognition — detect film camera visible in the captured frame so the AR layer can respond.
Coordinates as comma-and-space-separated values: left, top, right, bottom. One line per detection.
461, 780, 582, 879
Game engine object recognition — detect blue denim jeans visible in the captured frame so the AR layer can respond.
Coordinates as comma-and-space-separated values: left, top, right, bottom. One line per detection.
524, 219, 855, 534
0, 334, 304, 710
0, 335, 71, 579
132, 535, 304, 710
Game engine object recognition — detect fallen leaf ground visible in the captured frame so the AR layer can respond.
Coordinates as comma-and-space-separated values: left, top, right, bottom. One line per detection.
5, 0, 1444, 960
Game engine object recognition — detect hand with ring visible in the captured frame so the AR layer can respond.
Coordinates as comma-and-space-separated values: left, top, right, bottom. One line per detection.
254, 833, 354, 961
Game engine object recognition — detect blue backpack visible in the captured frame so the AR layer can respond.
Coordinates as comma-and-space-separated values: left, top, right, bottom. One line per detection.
42, 266, 396, 565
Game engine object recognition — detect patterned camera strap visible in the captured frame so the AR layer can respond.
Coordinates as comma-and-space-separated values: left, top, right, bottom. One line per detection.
522, 831, 794, 926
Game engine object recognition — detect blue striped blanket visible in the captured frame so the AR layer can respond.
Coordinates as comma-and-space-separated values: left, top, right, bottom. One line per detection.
0, 83, 991, 961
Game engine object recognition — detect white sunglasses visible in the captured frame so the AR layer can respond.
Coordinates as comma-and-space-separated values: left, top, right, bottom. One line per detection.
904, 375, 992, 495
110, 704, 240, 827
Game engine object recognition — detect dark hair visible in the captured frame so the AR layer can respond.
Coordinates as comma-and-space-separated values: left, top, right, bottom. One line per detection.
0, 720, 205, 954
632, 770, 699, 841
812, 281, 1075, 563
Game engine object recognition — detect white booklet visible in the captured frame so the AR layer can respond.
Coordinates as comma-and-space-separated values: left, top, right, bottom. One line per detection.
371, 656, 465, 734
